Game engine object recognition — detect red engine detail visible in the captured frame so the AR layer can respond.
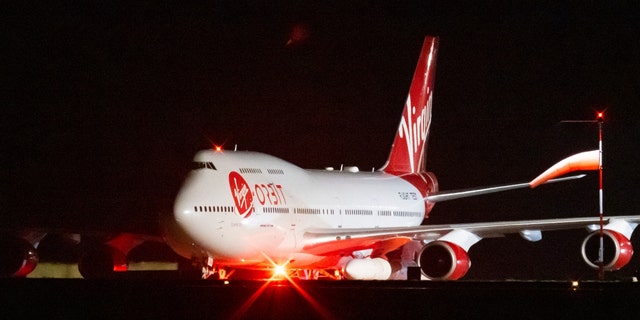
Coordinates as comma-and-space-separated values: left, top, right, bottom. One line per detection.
581, 230, 634, 271
418, 241, 470, 280
78, 245, 128, 278
0, 237, 39, 277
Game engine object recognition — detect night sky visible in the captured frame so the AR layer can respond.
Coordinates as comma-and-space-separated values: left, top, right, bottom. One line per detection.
4, 2, 640, 278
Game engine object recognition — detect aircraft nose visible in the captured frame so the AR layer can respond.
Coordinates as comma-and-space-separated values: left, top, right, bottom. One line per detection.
161, 181, 203, 260
173, 187, 196, 222
172, 172, 207, 225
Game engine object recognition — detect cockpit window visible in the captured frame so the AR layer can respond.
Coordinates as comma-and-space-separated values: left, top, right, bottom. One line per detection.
192, 161, 216, 170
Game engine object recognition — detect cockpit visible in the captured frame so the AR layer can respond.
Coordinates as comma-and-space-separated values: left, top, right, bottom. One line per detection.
192, 161, 216, 170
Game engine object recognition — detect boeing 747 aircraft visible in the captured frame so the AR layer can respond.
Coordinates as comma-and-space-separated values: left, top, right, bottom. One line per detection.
4, 36, 639, 280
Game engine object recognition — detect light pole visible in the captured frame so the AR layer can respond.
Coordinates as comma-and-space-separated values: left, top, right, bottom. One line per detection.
596, 112, 604, 280
562, 111, 605, 280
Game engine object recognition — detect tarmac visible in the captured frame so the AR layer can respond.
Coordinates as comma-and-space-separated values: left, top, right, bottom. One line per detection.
2, 278, 638, 319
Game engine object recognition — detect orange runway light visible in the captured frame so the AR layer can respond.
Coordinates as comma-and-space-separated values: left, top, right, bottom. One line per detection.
231, 253, 333, 319
273, 265, 287, 278
571, 280, 580, 291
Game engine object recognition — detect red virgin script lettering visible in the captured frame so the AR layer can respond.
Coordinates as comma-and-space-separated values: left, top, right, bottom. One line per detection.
229, 171, 254, 218
398, 91, 432, 171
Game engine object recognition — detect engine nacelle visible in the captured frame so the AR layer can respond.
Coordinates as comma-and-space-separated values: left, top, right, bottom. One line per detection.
0, 237, 39, 277
418, 241, 470, 280
78, 245, 127, 279
581, 230, 634, 271
343, 258, 392, 280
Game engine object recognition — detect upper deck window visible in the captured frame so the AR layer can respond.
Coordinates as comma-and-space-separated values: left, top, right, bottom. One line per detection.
192, 161, 216, 170
239, 168, 262, 174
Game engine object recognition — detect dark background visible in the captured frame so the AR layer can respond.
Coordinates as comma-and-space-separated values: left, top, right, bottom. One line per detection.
3, 2, 639, 279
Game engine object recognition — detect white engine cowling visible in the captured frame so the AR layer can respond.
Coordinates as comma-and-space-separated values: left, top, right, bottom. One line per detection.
581, 229, 634, 271
343, 258, 392, 280
418, 241, 470, 280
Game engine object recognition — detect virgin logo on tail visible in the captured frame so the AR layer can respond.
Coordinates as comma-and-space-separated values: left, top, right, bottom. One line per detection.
382, 36, 438, 175
398, 91, 432, 173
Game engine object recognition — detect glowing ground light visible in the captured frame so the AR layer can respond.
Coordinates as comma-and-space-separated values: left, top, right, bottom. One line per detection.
274, 265, 287, 277
230, 254, 333, 319
571, 280, 579, 291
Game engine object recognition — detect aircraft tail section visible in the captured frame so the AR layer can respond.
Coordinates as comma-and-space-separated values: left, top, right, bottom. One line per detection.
382, 36, 438, 175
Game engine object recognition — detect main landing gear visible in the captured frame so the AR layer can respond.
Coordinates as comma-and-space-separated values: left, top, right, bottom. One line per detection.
199, 257, 233, 280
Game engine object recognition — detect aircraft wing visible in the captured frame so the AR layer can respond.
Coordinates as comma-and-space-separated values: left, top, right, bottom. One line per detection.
300, 160, 592, 256
302, 215, 640, 256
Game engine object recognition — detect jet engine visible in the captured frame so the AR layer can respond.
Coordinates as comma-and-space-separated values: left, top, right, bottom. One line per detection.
581, 229, 634, 271
78, 244, 127, 278
0, 237, 39, 277
343, 257, 392, 280
417, 241, 470, 280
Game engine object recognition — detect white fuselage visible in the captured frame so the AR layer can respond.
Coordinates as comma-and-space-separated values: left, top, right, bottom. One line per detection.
163, 150, 427, 269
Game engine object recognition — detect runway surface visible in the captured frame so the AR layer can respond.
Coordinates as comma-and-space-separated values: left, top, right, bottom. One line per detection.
2, 278, 638, 319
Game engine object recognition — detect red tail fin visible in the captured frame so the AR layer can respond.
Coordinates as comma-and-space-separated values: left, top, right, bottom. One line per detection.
382, 36, 438, 174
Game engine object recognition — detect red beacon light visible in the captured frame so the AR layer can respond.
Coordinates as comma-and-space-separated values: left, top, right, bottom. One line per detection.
596, 111, 604, 121
214, 145, 223, 152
